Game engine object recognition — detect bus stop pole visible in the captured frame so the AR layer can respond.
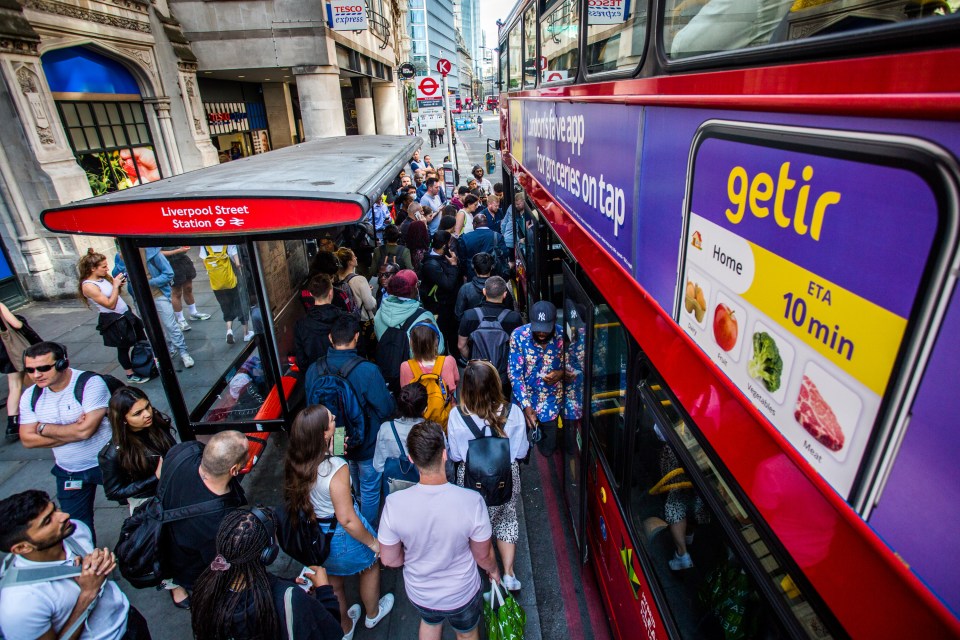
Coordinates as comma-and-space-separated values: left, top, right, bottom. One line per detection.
441, 73, 457, 177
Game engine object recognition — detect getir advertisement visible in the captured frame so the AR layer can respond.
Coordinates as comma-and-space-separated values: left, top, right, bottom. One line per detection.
676, 122, 952, 499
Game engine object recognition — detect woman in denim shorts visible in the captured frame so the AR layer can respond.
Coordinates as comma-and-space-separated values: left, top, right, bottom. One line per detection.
283, 405, 395, 640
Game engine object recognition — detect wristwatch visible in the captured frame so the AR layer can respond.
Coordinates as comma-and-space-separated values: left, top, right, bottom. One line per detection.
36, 423, 46, 435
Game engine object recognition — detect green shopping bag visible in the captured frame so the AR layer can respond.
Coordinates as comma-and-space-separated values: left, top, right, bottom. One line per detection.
484, 582, 526, 640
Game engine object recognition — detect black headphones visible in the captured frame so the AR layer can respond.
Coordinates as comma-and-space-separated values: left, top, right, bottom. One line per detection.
25, 342, 69, 371
250, 507, 279, 567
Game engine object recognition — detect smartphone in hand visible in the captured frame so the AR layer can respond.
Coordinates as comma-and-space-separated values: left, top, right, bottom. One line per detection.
333, 426, 346, 456
296, 566, 315, 592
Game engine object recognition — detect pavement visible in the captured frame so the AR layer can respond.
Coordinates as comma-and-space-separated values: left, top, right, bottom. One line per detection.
0, 121, 611, 639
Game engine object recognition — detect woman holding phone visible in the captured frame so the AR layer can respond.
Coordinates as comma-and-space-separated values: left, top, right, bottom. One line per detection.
282, 405, 394, 640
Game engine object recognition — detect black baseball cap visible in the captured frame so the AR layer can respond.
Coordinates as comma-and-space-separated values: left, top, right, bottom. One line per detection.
530, 301, 557, 333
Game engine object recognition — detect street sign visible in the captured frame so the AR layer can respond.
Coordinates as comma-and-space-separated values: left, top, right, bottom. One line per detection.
398, 63, 416, 80
417, 76, 440, 98
436, 58, 452, 76
327, 1, 368, 30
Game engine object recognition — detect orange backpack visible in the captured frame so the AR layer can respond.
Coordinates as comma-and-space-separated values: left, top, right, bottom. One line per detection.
408, 357, 453, 429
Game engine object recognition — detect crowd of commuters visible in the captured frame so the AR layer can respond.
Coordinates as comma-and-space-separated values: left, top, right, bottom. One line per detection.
0, 154, 570, 640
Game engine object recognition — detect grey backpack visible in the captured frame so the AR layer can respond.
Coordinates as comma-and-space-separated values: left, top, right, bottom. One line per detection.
470, 308, 511, 379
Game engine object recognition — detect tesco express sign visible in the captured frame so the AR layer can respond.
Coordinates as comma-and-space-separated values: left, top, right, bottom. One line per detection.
327, 1, 368, 31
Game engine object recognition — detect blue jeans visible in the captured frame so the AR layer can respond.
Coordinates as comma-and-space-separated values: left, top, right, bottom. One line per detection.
348, 458, 383, 528
51, 465, 102, 544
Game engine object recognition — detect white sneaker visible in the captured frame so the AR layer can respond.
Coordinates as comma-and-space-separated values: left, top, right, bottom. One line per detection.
364, 593, 394, 629
343, 604, 361, 640
243, 331, 255, 342
177, 319, 191, 332
501, 574, 522, 591
181, 353, 195, 368
226, 330, 234, 344
669, 552, 694, 571
189, 312, 212, 321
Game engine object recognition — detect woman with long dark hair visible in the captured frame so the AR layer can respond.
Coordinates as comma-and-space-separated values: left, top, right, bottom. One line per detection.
78, 248, 148, 383
446, 360, 528, 592
100, 387, 176, 510
283, 405, 394, 640
190, 508, 343, 640
405, 219, 431, 272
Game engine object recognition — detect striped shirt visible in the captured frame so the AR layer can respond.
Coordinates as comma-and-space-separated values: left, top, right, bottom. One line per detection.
19, 369, 112, 473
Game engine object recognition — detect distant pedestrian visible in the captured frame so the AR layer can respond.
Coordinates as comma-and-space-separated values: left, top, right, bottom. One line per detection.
429, 128, 438, 147
200, 245, 252, 345
160, 431, 249, 608
160, 246, 211, 333
0, 490, 151, 639
18, 341, 113, 540
144, 248, 195, 369
0, 302, 41, 441
78, 249, 148, 383
508, 301, 569, 457
437, 128, 445, 145
379, 421, 500, 640
190, 508, 343, 640
477, 115, 484, 136
99, 387, 175, 513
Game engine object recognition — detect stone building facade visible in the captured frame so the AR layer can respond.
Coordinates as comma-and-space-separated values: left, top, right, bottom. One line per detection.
0, 0, 405, 302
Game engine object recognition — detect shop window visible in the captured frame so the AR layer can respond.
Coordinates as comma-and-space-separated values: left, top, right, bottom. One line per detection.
523, 4, 538, 88
508, 25, 522, 90
540, 0, 580, 84
57, 100, 160, 195
627, 369, 836, 639
585, 0, 647, 74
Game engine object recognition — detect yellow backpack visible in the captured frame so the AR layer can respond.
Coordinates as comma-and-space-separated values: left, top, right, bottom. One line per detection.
203, 246, 237, 291
409, 357, 453, 429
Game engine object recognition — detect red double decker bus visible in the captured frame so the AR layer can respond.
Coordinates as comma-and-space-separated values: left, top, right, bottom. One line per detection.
499, 0, 960, 638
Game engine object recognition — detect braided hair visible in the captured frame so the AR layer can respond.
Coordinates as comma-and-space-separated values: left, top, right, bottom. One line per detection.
190, 509, 279, 640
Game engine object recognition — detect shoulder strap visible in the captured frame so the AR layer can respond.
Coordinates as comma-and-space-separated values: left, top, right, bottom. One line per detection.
162, 495, 233, 523
461, 412, 485, 440
205, 246, 214, 257
400, 309, 424, 333
408, 359, 423, 378
339, 356, 365, 380
284, 586, 296, 639
30, 385, 42, 411
390, 420, 407, 459
432, 356, 445, 375
73, 371, 97, 405
496, 309, 511, 323
315, 357, 330, 376
474, 307, 484, 322
344, 273, 361, 284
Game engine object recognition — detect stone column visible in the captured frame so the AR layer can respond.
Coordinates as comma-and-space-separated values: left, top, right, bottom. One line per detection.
352, 78, 375, 135
293, 65, 345, 140
373, 80, 403, 135
262, 82, 297, 148
143, 97, 183, 177
176, 62, 219, 167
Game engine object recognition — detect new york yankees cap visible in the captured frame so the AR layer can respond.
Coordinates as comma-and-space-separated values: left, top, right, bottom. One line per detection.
530, 300, 557, 333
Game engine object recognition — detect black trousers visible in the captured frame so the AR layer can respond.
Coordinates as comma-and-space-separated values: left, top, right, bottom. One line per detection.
122, 606, 152, 640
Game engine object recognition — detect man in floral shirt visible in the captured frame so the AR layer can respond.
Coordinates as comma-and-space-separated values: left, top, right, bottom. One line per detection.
508, 301, 567, 457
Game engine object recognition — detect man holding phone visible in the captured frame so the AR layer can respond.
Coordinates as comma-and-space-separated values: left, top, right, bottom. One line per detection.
508, 301, 570, 458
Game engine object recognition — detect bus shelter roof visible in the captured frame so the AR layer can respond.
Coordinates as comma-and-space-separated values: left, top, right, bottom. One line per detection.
41, 135, 420, 238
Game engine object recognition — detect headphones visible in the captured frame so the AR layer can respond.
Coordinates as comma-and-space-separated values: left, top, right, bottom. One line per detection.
250, 507, 279, 567
24, 342, 69, 371
411, 321, 441, 342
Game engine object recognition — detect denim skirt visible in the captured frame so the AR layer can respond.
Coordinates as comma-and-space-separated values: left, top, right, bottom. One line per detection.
319, 504, 377, 576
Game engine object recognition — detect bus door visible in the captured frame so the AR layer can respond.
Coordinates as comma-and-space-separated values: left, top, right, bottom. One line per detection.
560, 262, 594, 557
515, 194, 565, 311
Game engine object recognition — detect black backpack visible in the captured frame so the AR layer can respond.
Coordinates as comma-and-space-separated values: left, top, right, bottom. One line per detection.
31, 370, 126, 411
462, 410, 513, 507
130, 341, 158, 379
275, 507, 337, 566
470, 308, 511, 379
115, 442, 234, 588
376, 310, 423, 395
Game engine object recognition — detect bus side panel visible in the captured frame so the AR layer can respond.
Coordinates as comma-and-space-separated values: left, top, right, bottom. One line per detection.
586, 447, 669, 640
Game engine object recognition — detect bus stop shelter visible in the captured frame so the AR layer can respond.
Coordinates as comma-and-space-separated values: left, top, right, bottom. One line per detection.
41, 135, 419, 460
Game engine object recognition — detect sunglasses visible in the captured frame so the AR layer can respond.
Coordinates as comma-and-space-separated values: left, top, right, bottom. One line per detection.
25, 364, 55, 374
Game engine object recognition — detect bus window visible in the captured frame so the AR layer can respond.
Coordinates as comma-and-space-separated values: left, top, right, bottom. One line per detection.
664, 0, 952, 58
540, 0, 580, 84
499, 46, 508, 92
523, 4, 539, 88
509, 25, 522, 91
628, 369, 838, 638
590, 304, 629, 486
585, 0, 648, 75
147, 244, 276, 425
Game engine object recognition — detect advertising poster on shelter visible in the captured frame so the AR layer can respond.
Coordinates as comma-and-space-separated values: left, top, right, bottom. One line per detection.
676, 123, 944, 498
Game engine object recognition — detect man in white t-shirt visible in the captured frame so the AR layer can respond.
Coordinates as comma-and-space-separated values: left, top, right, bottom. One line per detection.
379, 421, 500, 640
19, 342, 113, 542
0, 489, 148, 639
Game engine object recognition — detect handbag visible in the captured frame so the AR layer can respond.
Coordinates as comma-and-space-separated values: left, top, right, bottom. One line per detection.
96, 311, 141, 348
484, 582, 526, 640
275, 507, 337, 566
0, 317, 32, 369
381, 420, 419, 495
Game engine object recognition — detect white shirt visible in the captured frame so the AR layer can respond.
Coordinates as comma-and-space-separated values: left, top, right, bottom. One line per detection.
19, 370, 111, 473
478, 177, 493, 196
0, 521, 130, 640
198, 245, 238, 260
82, 279, 129, 315
446, 404, 529, 463
309, 456, 348, 519
372, 417, 421, 473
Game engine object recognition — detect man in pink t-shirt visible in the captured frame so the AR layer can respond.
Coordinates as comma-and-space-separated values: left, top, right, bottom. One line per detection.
379, 421, 501, 640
